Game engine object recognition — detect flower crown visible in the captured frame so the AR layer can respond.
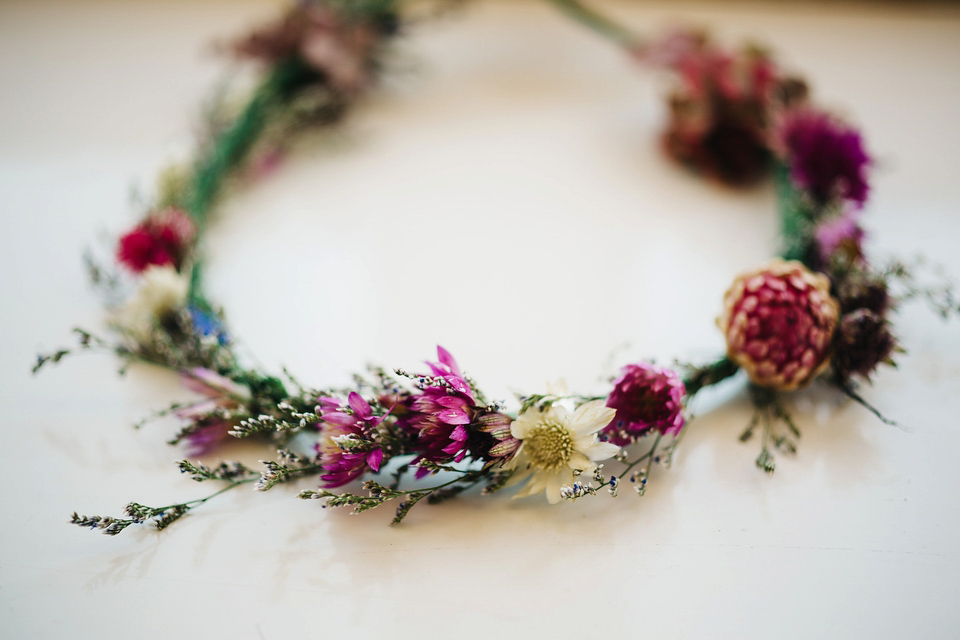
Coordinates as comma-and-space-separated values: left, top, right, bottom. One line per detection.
37, 0, 959, 535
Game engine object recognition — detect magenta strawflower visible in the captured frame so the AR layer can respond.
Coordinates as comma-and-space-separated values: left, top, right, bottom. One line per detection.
317, 392, 385, 488
781, 110, 871, 207
602, 363, 686, 446
815, 209, 865, 265
174, 368, 250, 455
719, 260, 839, 391
408, 346, 478, 477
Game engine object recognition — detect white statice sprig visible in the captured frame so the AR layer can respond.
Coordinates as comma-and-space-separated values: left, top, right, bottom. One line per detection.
504, 399, 620, 504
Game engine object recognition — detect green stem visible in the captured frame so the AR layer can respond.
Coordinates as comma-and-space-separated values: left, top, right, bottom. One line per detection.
544, 0, 642, 48
186, 58, 319, 302
774, 162, 817, 264
683, 357, 740, 397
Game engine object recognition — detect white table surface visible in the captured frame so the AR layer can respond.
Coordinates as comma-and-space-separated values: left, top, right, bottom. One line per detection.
2, 1, 960, 637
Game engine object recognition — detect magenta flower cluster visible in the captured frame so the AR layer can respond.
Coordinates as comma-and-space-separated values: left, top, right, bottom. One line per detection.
602, 363, 686, 446
317, 392, 385, 488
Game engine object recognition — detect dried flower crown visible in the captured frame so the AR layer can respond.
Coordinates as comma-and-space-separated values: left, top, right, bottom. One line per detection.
36, 0, 959, 535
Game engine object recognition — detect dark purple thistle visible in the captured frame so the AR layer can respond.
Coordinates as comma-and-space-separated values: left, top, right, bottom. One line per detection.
832, 309, 897, 382
782, 110, 871, 207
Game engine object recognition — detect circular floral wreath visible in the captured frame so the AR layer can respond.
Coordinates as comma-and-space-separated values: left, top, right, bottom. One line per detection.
39, 0, 959, 534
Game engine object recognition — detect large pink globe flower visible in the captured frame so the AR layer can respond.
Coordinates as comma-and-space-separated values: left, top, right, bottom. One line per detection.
719, 260, 839, 391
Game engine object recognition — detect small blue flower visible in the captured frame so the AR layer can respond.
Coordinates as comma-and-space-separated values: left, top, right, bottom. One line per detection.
189, 306, 229, 345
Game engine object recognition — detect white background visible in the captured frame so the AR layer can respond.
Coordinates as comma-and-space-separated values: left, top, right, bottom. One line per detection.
2, 1, 960, 637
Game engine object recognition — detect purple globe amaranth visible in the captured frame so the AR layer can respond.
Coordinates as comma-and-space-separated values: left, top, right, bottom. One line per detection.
602, 363, 686, 446
781, 110, 871, 207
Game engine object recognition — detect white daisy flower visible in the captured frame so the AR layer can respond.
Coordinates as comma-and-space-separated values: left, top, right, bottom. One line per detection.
113, 265, 188, 340
505, 399, 620, 504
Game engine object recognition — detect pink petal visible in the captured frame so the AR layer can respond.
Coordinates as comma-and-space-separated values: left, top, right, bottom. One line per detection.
437, 409, 471, 425
434, 395, 468, 410
347, 392, 372, 419
436, 345, 460, 375
366, 449, 383, 472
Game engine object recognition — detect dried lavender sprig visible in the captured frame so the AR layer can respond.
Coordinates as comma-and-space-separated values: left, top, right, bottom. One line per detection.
177, 459, 258, 482
71, 477, 255, 536
299, 467, 490, 525
559, 434, 666, 502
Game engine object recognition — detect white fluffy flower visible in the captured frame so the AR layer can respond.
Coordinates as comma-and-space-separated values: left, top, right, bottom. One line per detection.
505, 400, 619, 504
114, 265, 188, 340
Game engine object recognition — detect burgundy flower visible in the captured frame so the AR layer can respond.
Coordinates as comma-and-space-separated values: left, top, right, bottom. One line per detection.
834, 270, 890, 317
832, 309, 897, 382
719, 260, 839, 391
230, 1, 394, 94
653, 33, 777, 185
117, 208, 195, 273
317, 392, 385, 488
602, 363, 686, 446
781, 110, 871, 207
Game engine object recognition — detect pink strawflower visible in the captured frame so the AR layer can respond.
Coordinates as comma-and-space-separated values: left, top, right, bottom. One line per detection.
780, 109, 871, 207
408, 346, 479, 477
117, 207, 195, 273
815, 209, 865, 265
602, 363, 686, 446
181, 422, 234, 457
174, 368, 250, 455
719, 260, 839, 391
317, 392, 385, 488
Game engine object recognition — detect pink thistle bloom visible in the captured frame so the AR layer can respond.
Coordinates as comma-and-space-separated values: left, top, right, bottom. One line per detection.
317, 392, 385, 488
719, 260, 840, 391
174, 368, 250, 455
409, 346, 479, 478
602, 363, 686, 446
117, 207, 195, 273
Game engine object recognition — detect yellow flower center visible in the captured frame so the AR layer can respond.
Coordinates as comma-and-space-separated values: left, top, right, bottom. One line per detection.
525, 421, 574, 471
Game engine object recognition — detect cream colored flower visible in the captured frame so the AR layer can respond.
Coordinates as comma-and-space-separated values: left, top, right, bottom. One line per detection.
505, 400, 619, 504
113, 265, 188, 341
